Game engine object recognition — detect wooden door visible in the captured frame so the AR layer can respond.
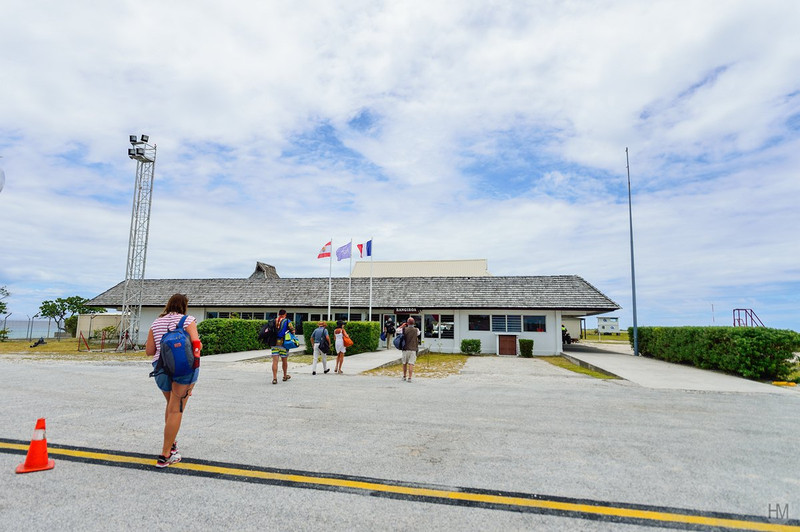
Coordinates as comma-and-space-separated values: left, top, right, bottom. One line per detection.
498, 335, 517, 356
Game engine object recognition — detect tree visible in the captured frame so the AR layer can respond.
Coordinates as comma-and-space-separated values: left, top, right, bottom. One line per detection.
0, 286, 9, 315
39, 296, 106, 335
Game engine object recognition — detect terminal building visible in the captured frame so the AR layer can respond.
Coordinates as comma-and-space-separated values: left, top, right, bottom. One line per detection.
88, 260, 620, 356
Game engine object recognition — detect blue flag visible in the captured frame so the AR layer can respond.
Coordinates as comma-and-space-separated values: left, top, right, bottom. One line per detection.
336, 242, 352, 261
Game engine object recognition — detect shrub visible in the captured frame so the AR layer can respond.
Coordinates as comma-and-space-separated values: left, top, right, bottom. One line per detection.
461, 339, 481, 355
302, 321, 381, 356
197, 318, 265, 356
519, 339, 534, 357
631, 326, 800, 380
92, 325, 118, 340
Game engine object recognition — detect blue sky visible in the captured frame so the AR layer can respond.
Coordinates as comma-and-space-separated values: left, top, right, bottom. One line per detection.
1, 1, 799, 332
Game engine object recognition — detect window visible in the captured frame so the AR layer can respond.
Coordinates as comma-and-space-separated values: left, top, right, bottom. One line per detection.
425, 314, 439, 338
218, 312, 230, 319
468, 315, 490, 331
333, 312, 361, 322
293, 313, 306, 332
310, 314, 322, 322
440, 314, 454, 339
241, 312, 253, 320
206, 312, 218, 319
492, 315, 522, 332
523, 316, 547, 332
491, 315, 506, 331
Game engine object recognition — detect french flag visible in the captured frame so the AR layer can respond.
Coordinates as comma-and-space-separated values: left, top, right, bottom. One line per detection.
357, 240, 372, 258
317, 241, 332, 259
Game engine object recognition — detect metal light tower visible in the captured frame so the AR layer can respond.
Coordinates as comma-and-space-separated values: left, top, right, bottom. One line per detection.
118, 135, 156, 350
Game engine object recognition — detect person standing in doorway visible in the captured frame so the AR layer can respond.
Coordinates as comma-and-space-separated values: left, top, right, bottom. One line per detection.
334, 320, 347, 374
400, 317, 419, 382
383, 316, 395, 349
146, 293, 201, 468
271, 310, 295, 384
311, 321, 331, 375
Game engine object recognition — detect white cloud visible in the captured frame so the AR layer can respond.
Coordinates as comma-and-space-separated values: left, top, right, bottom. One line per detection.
1, 0, 799, 331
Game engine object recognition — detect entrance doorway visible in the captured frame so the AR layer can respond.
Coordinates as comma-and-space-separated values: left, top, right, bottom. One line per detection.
498, 334, 517, 356
395, 314, 422, 328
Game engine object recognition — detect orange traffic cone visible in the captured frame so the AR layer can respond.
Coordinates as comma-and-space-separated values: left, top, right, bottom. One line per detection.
15, 418, 55, 474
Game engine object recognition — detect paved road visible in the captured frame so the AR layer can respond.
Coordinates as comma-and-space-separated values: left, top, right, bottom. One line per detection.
1, 354, 798, 531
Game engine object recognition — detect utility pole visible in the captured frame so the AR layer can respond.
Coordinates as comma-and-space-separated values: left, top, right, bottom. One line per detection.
118, 135, 156, 350
626, 148, 639, 356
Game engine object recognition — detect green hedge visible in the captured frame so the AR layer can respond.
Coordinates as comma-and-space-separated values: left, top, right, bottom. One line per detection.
519, 339, 534, 358
302, 321, 381, 356
197, 318, 266, 356
461, 339, 481, 355
630, 326, 800, 380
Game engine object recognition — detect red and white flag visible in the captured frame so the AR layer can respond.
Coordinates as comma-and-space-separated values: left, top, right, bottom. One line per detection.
357, 240, 372, 258
317, 241, 332, 259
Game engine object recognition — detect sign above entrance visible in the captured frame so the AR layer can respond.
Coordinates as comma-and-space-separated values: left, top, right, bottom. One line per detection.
394, 308, 420, 314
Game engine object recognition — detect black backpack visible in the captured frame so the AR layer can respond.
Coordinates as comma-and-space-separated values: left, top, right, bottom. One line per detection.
318, 333, 330, 354
258, 319, 279, 347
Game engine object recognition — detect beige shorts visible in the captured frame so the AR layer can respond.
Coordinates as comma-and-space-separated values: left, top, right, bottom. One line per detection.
402, 350, 417, 365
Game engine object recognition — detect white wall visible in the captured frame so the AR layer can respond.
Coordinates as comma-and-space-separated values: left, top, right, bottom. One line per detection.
134, 306, 566, 355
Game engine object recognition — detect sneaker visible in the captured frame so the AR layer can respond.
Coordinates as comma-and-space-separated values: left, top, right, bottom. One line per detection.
170, 442, 181, 461
324, 368, 330, 374
155, 453, 181, 468
312, 371, 316, 375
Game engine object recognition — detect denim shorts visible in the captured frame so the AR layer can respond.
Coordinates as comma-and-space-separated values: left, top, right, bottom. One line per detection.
152, 360, 199, 392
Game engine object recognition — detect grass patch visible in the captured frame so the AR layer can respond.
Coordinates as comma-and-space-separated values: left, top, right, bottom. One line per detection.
0, 339, 150, 361
540, 356, 619, 379
581, 331, 629, 343
366, 353, 468, 379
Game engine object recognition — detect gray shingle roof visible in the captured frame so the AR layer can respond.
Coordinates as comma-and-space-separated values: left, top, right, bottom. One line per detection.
89, 275, 620, 314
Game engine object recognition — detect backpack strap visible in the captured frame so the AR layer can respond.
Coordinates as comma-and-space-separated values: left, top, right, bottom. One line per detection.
174, 315, 188, 331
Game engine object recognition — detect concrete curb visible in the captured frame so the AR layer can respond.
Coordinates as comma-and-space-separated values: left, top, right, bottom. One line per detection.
560, 353, 622, 379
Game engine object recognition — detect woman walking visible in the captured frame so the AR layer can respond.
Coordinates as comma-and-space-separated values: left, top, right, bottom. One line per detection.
145, 293, 201, 468
333, 320, 347, 374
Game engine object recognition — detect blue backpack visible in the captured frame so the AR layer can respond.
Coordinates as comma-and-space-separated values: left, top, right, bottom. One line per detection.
159, 315, 195, 378
393, 330, 406, 350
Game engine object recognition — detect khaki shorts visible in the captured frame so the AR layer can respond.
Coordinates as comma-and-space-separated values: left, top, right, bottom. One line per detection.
402, 350, 417, 365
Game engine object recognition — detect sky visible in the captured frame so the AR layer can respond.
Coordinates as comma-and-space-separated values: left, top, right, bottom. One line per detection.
1, 0, 799, 332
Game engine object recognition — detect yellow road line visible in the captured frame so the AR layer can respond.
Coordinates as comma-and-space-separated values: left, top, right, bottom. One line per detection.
2, 441, 797, 531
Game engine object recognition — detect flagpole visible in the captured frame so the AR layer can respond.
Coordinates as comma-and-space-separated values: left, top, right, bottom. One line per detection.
369, 237, 373, 321
347, 239, 352, 321
327, 237, 332, 321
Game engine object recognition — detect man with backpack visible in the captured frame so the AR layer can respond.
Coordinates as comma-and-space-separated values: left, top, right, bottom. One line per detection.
270, 310, 295, 385
310, 321, 331, 375
383, 317, 396, 349
399, 317, 420, 382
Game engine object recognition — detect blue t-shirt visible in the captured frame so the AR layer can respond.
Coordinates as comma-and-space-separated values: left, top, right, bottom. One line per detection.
311, 326, 328, 343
